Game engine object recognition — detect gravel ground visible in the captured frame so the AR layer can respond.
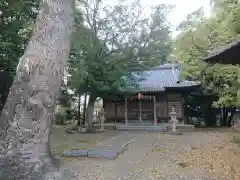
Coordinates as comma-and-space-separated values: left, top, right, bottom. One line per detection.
61, 131, 240, 180
50, 125, 119, 157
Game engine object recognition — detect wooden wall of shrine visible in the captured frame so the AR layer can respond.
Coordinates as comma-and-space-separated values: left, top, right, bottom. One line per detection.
103, 92, 184, 122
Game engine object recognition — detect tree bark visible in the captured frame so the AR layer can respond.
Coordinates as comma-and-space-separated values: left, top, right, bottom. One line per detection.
77, 93, 81, 126
0, 0, 74, 179
0, 72, 13, 112
83, 93, 87, 125
85, 94, 97, 132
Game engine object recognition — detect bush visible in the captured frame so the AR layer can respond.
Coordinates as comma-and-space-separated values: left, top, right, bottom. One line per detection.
232, 136, 240, 148
55, 112, 66, 125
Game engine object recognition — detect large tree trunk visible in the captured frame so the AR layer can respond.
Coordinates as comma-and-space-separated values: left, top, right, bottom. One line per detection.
0, 72, 13, 112
0, 0, 74, 179
85, 94, 97, 132
77, 93, 81, 126
83, 93, 87, 125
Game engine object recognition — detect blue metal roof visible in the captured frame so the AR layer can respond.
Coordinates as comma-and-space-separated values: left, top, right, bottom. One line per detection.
134, 64, 200, 92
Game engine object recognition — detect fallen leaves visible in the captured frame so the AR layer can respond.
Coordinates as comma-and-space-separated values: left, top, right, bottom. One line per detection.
58, 131, 240, 180
177, 141, 240, 178
151, 148, 167, 153
177, 162, 189, 168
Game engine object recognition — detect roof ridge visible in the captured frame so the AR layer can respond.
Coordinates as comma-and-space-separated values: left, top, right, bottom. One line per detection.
205, 37, 240, 60
171, 66, 180, 83
151, 63, 180, 70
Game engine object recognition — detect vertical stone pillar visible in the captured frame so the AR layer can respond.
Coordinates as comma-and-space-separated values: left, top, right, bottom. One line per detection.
100, 115, 105, 131
170, 106, 177, 132
139, 99, 142, 123
236, 65, 240, 126
100, 108, 105, 131
153, 96, 157, 126
125, 97, 128, 124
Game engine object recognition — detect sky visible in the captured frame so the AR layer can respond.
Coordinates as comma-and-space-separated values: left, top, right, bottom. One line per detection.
74, 0, 212, 104
140, 0, 211, 28
102, 0, 211, 34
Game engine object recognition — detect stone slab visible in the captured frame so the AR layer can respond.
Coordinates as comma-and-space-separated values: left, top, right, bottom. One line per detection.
87, 147, 127, 160
117, 124, 194, 132
63, 132, 141, 160
63, 149, 91, 157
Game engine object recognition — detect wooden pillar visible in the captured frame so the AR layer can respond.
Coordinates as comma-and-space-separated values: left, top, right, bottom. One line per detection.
237, 64, 240, 105
166, 94, 169, 121
139, 99, 142, 123
125, 97, 128, 124
153, 96, 157, 126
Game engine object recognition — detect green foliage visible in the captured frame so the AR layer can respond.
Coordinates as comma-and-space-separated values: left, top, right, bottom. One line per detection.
0, 0, 39, 74
56, 83, 76, 124
203, 64, 238, 107
0, 0, 39, 109
232, 136, 240, 148
55, 105, 76, 125
58, 85, 73, 107
173, 1, 240, 107
55, 112, 66, 125
69, 1, 173, 98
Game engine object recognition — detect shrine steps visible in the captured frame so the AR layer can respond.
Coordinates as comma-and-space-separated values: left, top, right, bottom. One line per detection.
116, 123, 194, 132
165, 124, 195, 132
117, 124, 166, 132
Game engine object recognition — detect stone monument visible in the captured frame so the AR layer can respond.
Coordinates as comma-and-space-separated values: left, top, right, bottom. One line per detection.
169, 106, 178, 132
232, 110, 240, 132
99, 108, 105, 131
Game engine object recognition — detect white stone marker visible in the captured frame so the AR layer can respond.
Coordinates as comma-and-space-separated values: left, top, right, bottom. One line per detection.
100, 114, 105, 131
100, 108, 105, 131
169, 106, 178, 132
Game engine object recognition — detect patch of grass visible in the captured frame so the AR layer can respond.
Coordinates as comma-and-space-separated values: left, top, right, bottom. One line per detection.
230, 166, 236, 173
177, 162, 189, 168
75, 140, 90, 143
151, 148, 166, 153
50, 125, 118, 158
232, 136, 240, 148
190, 145, 197, 150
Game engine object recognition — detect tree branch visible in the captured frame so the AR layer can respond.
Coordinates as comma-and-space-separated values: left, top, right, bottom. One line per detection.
191, 34, 207, 56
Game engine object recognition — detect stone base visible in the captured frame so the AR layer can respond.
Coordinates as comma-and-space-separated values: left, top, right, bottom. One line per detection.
232, 125, 240, 132
78, 127, 86, 133
117, 124, 194, 132
168, 131, 183, 135
98, 128, 106, 132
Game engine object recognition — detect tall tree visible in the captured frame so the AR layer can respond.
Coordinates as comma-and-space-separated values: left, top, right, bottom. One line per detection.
69, 1, 173, 131
0, 0, 74, 179
173, 1, 240, 107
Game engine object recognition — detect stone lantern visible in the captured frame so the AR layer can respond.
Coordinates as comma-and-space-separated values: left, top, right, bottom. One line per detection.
169, 106, 179, 132
99, 107, 106, 131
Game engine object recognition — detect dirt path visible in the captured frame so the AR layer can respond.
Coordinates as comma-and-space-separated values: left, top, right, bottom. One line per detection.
61, 131, 240, 180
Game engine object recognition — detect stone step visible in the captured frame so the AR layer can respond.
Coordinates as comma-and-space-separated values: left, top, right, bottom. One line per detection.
116, 125, 166, 132
116, 124, 195, 132
166, 125, 195, 132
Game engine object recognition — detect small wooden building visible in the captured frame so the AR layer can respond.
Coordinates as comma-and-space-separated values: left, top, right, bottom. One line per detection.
204, 38, 240, 128
204, 38, 240, 64
103, 64, 200, 124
